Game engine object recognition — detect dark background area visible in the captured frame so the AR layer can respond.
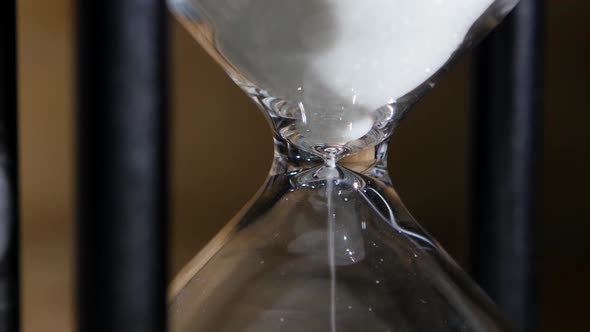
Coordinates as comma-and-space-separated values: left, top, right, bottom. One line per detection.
18, 0, 588, 331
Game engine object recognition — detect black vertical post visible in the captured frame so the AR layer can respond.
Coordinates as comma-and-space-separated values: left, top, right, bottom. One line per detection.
471, 1, 543, 331
0, 1, 20, 331
77, 1, 168, 332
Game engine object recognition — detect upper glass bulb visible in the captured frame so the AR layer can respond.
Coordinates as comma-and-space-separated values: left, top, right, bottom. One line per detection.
170, 0, 518, 160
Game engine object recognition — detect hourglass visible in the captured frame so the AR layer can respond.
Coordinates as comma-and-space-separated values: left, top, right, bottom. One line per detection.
169, 0, 519, 331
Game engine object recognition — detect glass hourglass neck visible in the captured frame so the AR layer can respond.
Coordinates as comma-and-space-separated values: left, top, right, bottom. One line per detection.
270, 132, 392, 184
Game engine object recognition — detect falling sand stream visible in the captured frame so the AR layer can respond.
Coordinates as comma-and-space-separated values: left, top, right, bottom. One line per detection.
326, 168, 337, 332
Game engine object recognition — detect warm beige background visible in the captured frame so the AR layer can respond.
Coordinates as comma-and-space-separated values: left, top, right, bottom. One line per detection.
18, 1, 589, 331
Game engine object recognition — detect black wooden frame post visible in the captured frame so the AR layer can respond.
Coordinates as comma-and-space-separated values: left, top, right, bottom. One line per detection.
471, 0, 543, 331
0, 0, 20, 331
77, 1, 169, 332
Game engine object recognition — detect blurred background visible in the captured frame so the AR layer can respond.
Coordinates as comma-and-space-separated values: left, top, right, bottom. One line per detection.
18, 0, 588, 331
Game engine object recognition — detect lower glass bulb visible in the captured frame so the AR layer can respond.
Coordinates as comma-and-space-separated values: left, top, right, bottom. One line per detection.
170, 156, 512, 331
